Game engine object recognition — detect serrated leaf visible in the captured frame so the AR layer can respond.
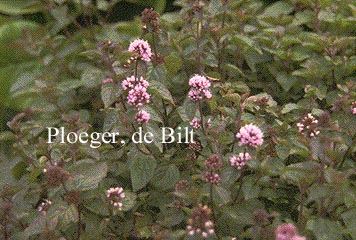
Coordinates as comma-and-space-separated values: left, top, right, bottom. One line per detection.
69, 160, 108, 191
130, 157, 157, 192
101, 82, 118, 108
306, 218, 343, 240
150, 80, 175, 105
151, 165, 180, 191
213, 185, 232, 205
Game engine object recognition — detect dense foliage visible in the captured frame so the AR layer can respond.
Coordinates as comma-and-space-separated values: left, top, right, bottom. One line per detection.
1, 0, 356, 239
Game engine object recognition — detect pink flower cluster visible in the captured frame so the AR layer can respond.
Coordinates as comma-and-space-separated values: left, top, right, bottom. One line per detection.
122, 75, 151, 124
106, 187, 125, 210
190, 117, 201, 129
135, 110, 150, 124
203, 155, 222, 184
275, 223, 306, 240
122, 76, 149, 90
236, 124, 264, 148
128, 39, 152, 62
297, 113, 319, 137
203, 171, 220, 184
127, 85, 150, 108
188, 75, 212, 101
351, 101, 356, 115
230, 152, 252, 170
102, 77, 113, 84
187, 204, 215, 238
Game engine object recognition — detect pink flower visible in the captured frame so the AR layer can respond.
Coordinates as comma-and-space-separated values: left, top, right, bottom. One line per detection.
236, 124, 264, 148
102, 78, 113, 84
190, 118, 201, 129
203, 89, 212, 99
292, 236, 306, 240
127, 85, 150, 108
351, 101, 356, 115
128, 39, 152, 62
122, 76, 149, 90
205, 154, 222, 170
297, 113, 319, 137
186, 205, 215, 238
275, 223, 306, 240
135, 110, 150, 124
106, 187, 125, 210
230, 152, 252, 170
188, 89, 204, 101
203, 171, 220, 184
189, 75, 211, 90
188, 74, 212, 101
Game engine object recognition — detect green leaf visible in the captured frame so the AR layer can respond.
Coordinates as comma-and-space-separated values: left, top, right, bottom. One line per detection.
146, 122, 163, 153
130, 157, 157, 192
281, 103, 299, 114
231, 34, 262, 55
81, 66, 105, 88
101, 82, 118, 108
213, 185, 232, 205
0, 0, 43, 15
141, 105, 163, 123
306, 218, 343, 240
84, 198, 110, 216
275, 140, 290, 160
11, 161, 27, 180
150, 80, 175, 105
342, 208, 356, 238
260, 1, 294, 18
276, 72, 298, 92
69, 160, 108, 191
242, 175, 260, 200
282, 162, 316, 185
177, 97, 197, 121
158, 208, 184, 227
226, 199, 264, 225
48, 202, 79, 226
122, 191, 137, 211
152, 165, 180, 191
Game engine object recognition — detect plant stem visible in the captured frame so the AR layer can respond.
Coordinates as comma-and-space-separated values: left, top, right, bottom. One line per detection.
198, 101, 205, 134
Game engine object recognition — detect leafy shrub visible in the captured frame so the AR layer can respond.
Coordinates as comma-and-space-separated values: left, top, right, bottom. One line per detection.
1, 0, 356, 239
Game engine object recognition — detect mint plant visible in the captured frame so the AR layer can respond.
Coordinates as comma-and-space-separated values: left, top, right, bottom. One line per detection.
0, 0, 355, 239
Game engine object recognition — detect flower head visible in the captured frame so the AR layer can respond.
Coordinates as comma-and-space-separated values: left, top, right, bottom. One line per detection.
203, 171, 220, 184
236, 124, 264, 148
351, 101, 356, 115
135, 110, 150, 124
189, 75, 211, 90
38, 199, 52, 216
106, 187, 125, 210
297, 113, 320, 137
205, 154, 222, 170
188, 142, 202, 152
275, 223, 306, 240
127, 85, 150, 108
44, 164, 70, 187
230, 152, 252, 170
188, 75, 212, 101
102, 78, 113, 84
190, 118, 201, 129
141, 8, 160, 33
175, 180, 189, 192
128, 39, 152, 62
186, 204, 215, 238
122, 76, 149, 90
